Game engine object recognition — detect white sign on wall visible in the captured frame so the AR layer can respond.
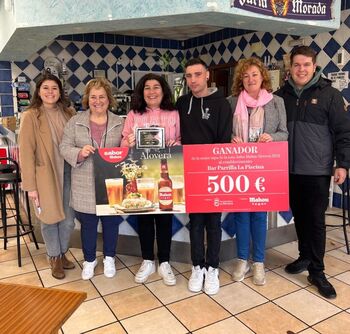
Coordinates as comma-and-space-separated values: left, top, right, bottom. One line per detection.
269, 69, 280, 92
327, 71, 349, 91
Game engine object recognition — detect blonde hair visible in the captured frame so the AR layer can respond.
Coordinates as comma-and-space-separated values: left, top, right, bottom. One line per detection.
231, 57, 272, 96
82, 78, 117, 110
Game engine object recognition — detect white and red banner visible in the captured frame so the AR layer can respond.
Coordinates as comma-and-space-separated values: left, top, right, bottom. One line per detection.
183, 142, 289, 213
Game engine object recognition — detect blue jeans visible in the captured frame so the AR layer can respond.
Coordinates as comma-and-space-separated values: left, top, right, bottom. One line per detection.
41, 162, 75, 257
235, 212, 267, 262
75, 211, 119, 262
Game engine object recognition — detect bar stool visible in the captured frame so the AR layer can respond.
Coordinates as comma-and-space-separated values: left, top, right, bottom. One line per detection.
0, 157, 39, 266
326, 170, 350, 254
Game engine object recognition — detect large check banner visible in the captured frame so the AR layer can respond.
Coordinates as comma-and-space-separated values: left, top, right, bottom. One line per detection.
183, 142, 289, 213
94, 142, 289, 215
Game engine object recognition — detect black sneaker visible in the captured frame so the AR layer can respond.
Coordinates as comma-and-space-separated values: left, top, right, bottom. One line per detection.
285, 258, 310, 274
307, 275, 337, 299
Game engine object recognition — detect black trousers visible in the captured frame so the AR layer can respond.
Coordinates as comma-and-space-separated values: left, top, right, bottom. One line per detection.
289, 174, 331, 276
189, 213, 222, 269
137, 214, 172, 263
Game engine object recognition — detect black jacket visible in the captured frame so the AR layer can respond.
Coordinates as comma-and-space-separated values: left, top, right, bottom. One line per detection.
176, 88, 232, 144
276, 76, 350, 175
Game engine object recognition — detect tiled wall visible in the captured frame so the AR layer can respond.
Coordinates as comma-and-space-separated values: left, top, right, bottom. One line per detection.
1, 8, 350, 117
185, 9, 350, 106
10, 27, 250, 103
0, 61, 14, 116
11, 39, 186, 103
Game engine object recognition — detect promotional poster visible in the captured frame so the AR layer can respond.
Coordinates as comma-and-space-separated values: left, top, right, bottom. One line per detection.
94, 146, 184, 216
94, 143, 289, 215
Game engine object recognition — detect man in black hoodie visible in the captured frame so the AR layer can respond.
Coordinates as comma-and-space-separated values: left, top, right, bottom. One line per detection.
276, 46, 350, 299
176, 58, 232, 295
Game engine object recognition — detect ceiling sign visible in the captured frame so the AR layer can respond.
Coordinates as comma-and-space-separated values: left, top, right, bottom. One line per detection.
231, 0, 332, 20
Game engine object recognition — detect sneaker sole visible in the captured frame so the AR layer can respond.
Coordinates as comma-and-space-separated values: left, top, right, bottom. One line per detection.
157, 269, 176, 286
82, 274, 95, 280
104, 271, 116, 278
232, 265, 250, 282
159, 275, 176, 286
253, 278, 266, 286
134, 269, 156, 283
162, 278, 176, 286
188, 284, 203, 292
204, 289, 219, 296
204, 287, 219, 295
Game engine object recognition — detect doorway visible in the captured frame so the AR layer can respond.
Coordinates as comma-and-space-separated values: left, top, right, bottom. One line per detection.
208, 62, 236, 97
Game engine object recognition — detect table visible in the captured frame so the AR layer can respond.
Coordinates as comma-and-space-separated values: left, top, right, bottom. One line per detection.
0, 282, 86, 334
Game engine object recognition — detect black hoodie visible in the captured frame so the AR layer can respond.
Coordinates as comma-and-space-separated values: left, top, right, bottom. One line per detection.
176, 88, 232, 144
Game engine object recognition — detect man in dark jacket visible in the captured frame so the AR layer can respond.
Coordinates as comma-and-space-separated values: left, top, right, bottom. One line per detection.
276, 46, 350, 299
176, 58, 232, 295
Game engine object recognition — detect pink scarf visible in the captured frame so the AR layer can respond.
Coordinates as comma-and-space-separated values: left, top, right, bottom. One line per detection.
234, 89, 273, 142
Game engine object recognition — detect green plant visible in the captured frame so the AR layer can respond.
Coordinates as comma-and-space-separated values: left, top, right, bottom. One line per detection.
159, 51, 173, 72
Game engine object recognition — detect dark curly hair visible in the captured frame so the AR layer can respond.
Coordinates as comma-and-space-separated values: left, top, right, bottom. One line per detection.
28, 71, 74, 117
130, 73, 175, 114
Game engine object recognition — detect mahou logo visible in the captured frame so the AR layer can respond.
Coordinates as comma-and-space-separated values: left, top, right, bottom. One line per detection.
99, 147, 129, 163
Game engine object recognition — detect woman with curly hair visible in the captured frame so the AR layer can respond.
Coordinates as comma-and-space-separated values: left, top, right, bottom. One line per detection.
121, 73, 180, 286
228, 57, 288, 285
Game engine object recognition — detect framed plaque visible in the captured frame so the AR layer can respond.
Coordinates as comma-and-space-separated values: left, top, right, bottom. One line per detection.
136, 127, 165, 149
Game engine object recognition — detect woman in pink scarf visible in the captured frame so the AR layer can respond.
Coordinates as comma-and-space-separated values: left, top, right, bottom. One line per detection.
227, 57, 288, 285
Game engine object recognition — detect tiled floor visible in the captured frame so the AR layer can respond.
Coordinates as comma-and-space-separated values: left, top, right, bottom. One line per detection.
1, 211, 350, 333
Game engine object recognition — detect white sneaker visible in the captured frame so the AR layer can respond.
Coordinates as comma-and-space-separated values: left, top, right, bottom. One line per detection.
188, 265, 205, 292
232, 259, 250, 282
158, 262, 176, 286
204, 266, 220, 295
103, 256, 116, 278
82, 259, 98, 280
135, 260, 156, 283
